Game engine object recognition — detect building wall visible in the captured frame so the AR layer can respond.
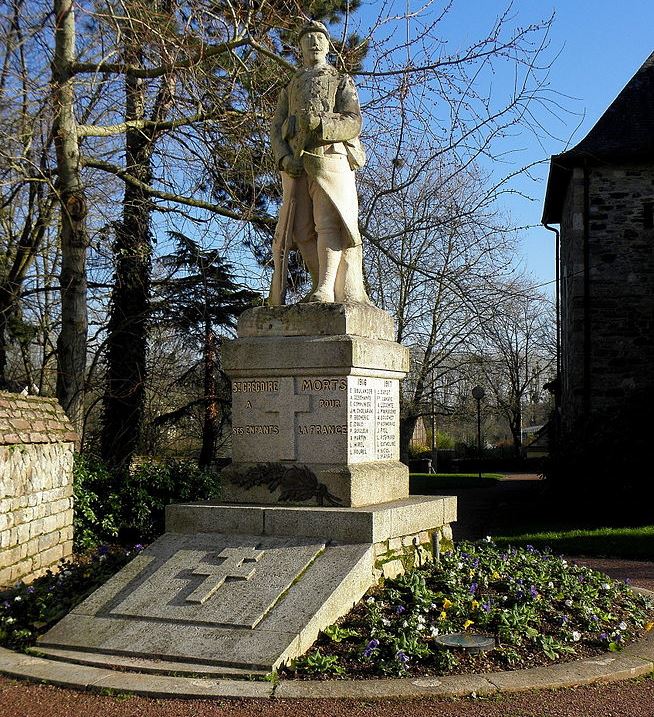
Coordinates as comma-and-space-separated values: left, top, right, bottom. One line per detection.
0, 392, 76, 587
559, 163, 654, 433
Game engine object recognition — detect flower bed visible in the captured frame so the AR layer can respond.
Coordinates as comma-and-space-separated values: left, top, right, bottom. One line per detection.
287, 540, 654, 679
0, 545, 141, 650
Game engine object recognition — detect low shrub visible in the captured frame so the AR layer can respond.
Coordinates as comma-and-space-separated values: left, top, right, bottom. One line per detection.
73, 455, 221, 548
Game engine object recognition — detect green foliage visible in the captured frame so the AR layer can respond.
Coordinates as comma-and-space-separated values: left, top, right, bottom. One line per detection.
407, 442, 431, 459
73, 454, 120, 550
290, 540, 654, 679
73, 454, 221, 547
292, 649, 345, 676
120, 459, 221, 542
322, 624, 360, 642
0, 546, 138, 651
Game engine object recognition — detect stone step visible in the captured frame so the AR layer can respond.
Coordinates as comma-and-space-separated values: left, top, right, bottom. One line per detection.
30, 647, 269, 679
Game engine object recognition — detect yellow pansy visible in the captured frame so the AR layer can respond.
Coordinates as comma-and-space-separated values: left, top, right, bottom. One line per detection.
491, 571, 501, 580
439, 611, 447, 620
645, 621, 654, 632
442, 598, 454, 610
471, 600, 480, 610
463, 619, 474, 630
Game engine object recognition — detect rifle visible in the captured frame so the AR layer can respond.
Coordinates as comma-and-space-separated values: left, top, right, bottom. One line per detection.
268, 116, 308, 306
269, 180, 296, 306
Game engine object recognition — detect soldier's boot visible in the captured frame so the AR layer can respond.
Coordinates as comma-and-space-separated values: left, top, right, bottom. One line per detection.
308, 231, 341, 302
336, 245, 371, 304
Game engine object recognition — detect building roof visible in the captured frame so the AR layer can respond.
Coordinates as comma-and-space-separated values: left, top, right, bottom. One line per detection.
542, 50, 654, 224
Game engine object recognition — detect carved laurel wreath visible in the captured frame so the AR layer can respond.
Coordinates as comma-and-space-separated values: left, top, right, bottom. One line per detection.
228, 462, 343, 507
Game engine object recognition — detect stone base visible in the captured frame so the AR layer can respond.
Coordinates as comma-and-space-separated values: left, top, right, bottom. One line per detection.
38, 496, 455, 674
222, 304, 410, 508
165, 496, 455, 543
221, 460, 409, 508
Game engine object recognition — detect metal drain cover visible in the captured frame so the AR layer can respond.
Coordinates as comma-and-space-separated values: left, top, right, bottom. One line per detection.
433, 633, 495, 654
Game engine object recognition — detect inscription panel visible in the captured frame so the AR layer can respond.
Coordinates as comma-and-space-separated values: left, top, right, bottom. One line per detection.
347, 376, 400, 463
295, 377, 348, 463
231, 375, 399, 465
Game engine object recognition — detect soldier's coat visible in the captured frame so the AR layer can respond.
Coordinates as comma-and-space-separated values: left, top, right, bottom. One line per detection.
271, 64, 365, 249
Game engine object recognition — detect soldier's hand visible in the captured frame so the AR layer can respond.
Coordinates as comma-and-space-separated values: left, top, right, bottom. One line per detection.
282, 155, 303, 177
306, 112, 321, 131
298, 113, 321, 132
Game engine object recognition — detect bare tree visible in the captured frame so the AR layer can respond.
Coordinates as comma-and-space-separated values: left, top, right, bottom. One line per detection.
2, 1, 560, 465
474, 283, 555, 455
0, 0, 58, 390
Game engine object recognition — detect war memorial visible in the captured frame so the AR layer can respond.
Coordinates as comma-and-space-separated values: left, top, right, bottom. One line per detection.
33, 21, 455, 676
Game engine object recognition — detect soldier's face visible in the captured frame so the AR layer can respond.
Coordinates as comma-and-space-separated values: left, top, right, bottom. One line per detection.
300, 31, 329, 66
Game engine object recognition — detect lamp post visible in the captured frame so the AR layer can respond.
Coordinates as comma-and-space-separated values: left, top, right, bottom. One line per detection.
471, 385, 485, 480
430, 369, 438, 474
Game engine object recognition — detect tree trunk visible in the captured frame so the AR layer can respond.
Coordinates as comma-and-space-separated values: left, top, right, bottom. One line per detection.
399, 411, 419, 463
510, 403, 523, 457
199, 324, 218, 468
101, 55, 153, 472
52, 0, 87, 439
0, 308, 9, 390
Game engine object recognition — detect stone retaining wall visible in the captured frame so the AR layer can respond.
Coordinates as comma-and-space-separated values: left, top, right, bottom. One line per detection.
0, 392, 76, 587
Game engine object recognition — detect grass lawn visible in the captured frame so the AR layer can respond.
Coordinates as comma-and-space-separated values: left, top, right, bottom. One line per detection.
493, 526, 654, 561
410, 472, 503, 491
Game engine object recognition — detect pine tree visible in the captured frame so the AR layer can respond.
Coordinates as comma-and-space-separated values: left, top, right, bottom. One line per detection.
152, 232, 259, 466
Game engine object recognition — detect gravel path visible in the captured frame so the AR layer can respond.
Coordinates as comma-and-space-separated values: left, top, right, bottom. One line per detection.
1, 673, 654, 717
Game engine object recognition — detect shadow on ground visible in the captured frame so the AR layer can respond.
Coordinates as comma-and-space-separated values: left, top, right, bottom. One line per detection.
410, 474, 654, 545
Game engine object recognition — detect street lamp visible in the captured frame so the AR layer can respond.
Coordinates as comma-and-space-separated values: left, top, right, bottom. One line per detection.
471, 385, 485, 479
430, 369, 437, 474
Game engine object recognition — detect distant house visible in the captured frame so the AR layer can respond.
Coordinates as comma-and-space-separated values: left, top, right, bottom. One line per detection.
542, 51, 654, 463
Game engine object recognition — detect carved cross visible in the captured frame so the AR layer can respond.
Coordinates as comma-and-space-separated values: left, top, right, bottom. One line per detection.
266, 378, 311, 460
245, 377, 311, 460
186, 547, 264, 605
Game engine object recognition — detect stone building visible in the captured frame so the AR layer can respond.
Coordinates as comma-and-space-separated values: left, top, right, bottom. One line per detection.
542, 51, 654, 471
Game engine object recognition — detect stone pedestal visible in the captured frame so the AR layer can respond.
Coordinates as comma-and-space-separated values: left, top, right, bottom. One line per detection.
221, 303, 410, 507
37, 303, 457, 676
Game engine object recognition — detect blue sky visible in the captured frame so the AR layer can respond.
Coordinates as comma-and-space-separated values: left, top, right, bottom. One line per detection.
353, 1, 654, 293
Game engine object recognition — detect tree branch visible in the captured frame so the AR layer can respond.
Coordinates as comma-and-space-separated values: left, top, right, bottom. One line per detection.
71, 36, 249, 78
77, 111, 221, 137
81, 156, 273, 224
247, 38, 296, 74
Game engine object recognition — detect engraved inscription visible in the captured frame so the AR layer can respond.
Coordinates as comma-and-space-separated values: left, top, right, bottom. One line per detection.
376, 382, 395, 460
186, 547, 264, 604
348, 377, 373, 459
231, 374, 398, 465
298, 424, 347, 434
347, 377, 399, 462
232, 378, 311, 460
233, 380, 279, 392
301, 378, 347, 391
232, 424, 279, 435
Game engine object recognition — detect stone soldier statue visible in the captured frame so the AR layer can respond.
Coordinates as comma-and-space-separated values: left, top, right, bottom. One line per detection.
269, 20, 370, 305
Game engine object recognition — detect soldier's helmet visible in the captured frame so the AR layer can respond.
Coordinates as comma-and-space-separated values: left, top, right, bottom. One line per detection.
298, 20, 330, 42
